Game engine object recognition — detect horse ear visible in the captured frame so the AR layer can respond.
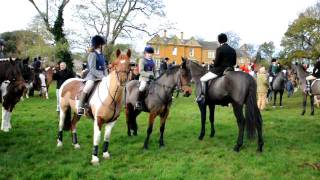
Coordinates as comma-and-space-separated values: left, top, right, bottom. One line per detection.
127, 49, 131, 58
116, 49, 121, 58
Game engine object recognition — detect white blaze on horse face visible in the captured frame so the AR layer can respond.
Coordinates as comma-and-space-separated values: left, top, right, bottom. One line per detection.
120, 60, 125, 64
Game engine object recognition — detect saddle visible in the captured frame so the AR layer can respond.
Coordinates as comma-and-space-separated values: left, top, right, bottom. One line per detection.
79, 80, 101, 117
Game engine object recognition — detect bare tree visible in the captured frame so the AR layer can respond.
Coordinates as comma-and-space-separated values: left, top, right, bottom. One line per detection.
28, 0, 73, 68
74, 0, 171, 61
225, 31, 241, 49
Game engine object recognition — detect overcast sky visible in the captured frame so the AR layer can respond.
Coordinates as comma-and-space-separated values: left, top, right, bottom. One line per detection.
0, 0, 318, 52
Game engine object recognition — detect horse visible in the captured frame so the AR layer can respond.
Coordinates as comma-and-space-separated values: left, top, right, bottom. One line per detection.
292, 64, 320, 115
29, 66, 54, 99
125, 58, 192, 149
187, 60, 263, 152
57, 49, 131, 165
0, 58, 26, 132
271, 71, 287, 107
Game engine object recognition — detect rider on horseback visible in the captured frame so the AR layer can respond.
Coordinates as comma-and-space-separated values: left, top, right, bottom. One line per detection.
135, 46, 156, 110
77, 35, 107, 115
268, 58, 281, 90
0, 39, 5, 59
196, 33, 237, 103
306, 59, 320, 95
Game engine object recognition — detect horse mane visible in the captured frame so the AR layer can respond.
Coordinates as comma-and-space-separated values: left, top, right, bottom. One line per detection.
155, 65, 180, 80
189, 60, 205, 78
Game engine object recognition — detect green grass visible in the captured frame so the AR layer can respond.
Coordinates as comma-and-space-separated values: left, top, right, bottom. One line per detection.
1, 85, 320, 179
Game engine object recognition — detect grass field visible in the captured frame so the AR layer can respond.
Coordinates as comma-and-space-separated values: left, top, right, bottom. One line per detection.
0, 85, 320, 179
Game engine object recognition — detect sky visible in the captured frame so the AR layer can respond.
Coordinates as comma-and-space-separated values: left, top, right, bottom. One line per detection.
0, 0, 319, 53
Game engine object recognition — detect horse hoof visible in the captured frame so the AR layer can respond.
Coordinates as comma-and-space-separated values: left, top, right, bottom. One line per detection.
280, 106, 283, 108
198, 135, 204, 140
103, 152, 111, 159
210, 133, 215, 137
133, 132, 138, 136
1, 128, 9, 132
57, 140, 63, 147
233, 145, 241, 152
257, 147, 263, 152
143, 144, 149, 150
159, 143, 165, 148
73, 144, 81, 149
301, 112, 305, 116
272, 106, 276, 108
311, 112, 314, 116
91, 155, 100, 165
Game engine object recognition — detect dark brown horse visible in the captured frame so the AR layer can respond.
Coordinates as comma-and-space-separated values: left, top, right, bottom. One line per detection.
0, 58, 26, 132
188, 59, 263, 152
125, 58, 192, 149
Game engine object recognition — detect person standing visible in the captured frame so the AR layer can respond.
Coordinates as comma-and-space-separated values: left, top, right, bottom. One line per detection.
53, 61, 75, 112
197, 33, 237, 102
135, 46, 156, 110
78, 35, 107, 115
159, 57, 169, 75
257, 67, 269, 111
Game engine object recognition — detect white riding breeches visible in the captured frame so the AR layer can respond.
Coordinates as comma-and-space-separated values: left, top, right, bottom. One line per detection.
306, 75, 316, 81
83, 80, 95, 93
39, 73, 46, 87
139, 80, 147, 92
200, 72, 218, 82
269, 76, 273, 83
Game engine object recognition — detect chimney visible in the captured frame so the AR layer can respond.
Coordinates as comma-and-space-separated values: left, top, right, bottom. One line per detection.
180, 32, 184, 40
164, 30, 167, 38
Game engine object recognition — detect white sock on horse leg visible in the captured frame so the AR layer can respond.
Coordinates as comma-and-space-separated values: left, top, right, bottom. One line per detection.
1, 107, 5, 131
7, 111, 11, 129
1, 107, 10, 132
58, 111, 66, 132
103, 121, 116, 159
93, 119, 101, 146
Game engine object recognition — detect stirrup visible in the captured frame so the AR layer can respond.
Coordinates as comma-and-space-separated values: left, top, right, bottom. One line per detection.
196, 94, 205, 103
135, 102, 142, 110
77, 107, 85, 115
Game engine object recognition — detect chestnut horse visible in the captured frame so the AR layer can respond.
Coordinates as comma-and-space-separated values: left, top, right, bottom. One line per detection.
57, 49, 131, 165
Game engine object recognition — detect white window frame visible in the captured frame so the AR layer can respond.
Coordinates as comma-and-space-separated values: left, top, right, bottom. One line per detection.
189, 48, 195, 57
155, 47, 160, 55
172, 47, 177, 56
208, 50, 215, 58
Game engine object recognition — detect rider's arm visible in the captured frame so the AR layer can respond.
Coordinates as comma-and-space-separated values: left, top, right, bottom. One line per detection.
139, 58, 148, 77
88, 53, 104, 79
213, 48, 221, 67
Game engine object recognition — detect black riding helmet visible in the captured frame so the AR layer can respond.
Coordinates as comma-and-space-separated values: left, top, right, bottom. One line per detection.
91, 35, 106, 49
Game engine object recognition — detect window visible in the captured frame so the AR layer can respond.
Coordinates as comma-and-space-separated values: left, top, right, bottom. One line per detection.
208, 50, 215, 58
155, 47, 160, 55
172, 47, 177, 56
189, 48, 195, 57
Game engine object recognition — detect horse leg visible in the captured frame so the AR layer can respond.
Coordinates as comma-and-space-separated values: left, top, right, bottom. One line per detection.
71, 113, 81, 149
102, 121, 117, 159
279, 90, 284, 107
274, 91, 277, 106
208, 104, 215, 137
159, 109, 169, 147
232, 103, 245, 152
197, 102, 206, 140
132, 111, 139, 136
256, 112, 264, 152
310, 95, 315, 116
57, 109, 66, 147
301, 94, 307, 115
1, 106, 11, 132
91, 116, 103, 165
125, 104, 133, 136
144, 113, 157, 149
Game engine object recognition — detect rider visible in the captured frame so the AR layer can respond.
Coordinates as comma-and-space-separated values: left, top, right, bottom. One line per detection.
306, 59, 320, 95
78, 35, 107, 115
135, 46, 156, 110
196, 33, 237, 103
268, 58, 281, 90
0, 39, 5, 59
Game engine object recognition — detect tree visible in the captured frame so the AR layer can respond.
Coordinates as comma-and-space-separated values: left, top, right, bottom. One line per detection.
74, 0, 170, 61
28, 0, 73, 69
255, 50, 262, 62
225, 31, 241, 49
239, 43, 256, 59
258, 41, 275, 60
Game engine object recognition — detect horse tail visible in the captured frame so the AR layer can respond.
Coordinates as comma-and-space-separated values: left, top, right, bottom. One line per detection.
63, 107, 72, 131
245, 78, 262, 139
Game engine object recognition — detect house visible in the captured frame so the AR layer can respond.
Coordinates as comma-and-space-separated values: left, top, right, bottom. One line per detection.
146, 30, 218, 65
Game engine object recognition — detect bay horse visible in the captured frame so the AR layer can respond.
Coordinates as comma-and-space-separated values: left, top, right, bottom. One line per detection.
29, 66, 54, 99
292, 64, 320, 115
188, 60, 263, 152
57, 49, 131, 165
0, 58, 26, 132
125, 58, 192, 149
271, 71, 287, 107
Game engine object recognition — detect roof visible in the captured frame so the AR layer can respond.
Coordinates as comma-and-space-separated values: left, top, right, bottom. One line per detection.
147, 35, 218, 49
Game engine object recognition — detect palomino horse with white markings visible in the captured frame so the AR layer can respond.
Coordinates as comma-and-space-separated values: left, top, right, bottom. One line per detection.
57, 49, 131, 165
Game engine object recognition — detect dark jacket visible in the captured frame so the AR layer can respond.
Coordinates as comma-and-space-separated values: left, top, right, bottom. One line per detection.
53, 69, 75, 89
212, 43, 237, 76
159, 60, 168, 75
313, 61, 320, 78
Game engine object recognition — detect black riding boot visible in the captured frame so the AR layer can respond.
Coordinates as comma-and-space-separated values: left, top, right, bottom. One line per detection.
196, 82, 206, 103
135, 91, 145, 110
77, 92, 87, 115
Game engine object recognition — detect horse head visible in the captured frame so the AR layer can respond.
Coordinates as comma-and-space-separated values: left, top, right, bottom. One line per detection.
112, 49, 131, 86
180, 57, 193, 97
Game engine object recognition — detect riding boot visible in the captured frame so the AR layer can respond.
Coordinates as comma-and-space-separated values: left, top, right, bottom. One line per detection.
306, 80, 312, 95
77, 92, 87, 115
196, 82, 206, 103
135, 91, 145, 110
